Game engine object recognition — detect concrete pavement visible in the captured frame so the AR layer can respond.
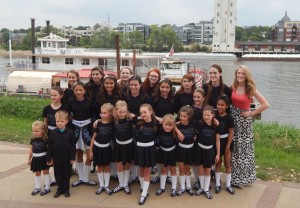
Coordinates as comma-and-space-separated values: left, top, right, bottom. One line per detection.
0, 141, 299, 208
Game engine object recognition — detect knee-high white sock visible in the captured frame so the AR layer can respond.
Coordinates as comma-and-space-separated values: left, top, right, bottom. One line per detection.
130, 165, 137, 179
225, 173, 232, 187
185, 175, 191, 189
83, 164, 91, 182
204, 176, 211, 192
124, 169, 130, 187
117, 171, 124, 187
77, 162, 84, 181
192, 166, 199, 180
160, 175, 167, 190
157, 164, 161, 177
111, 163, 117, 176
215, 172, 221, 186
139, 177, 144, 190
141, 181, 150, 197
44, 174, 51, 189
97, 172, 104, 187
171, 175, 177, 190
104, 172, 110, 187
199, 175, 204, 190
35, 175, 41, 189
179, 175, 185, 190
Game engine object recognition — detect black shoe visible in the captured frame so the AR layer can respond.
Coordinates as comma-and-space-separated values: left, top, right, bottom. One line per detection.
205, 191, 213, 199
71, 180, 83, 187
170, 189, 177, 197
40, 188, 50, 196
150, 176, 160, 184
138, 195, 148, 205
226, 186, 235, 194
166, 176, 172, 184
50, 179, 57, 187
64, 191, 70, 198
193, 181, 200, 190
95, 187, 104, 195
156, 188, 165, 196
186, 188, 194, 196
31, 188, 41, 196
84, 180, 97, 186
124, 186, 131, 194
195, 188, 204, 196
104, 187, 112, 195
54, 191, 62, 198
215, 186, 221, 193
110, 175, 118, 180
112, 185, 124, 193
177, 188, 185, 196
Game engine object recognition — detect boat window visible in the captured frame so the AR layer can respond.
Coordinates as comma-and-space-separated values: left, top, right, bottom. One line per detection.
81, 58, 90, 65
65, 58, 73, 65
122, 60, 129, 66
42, 57, 50, 64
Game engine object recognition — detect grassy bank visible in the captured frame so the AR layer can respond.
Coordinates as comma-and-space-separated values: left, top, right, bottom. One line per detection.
0, 96, 299, 182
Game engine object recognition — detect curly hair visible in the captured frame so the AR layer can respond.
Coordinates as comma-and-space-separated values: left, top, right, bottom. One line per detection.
232, 65, 256, 98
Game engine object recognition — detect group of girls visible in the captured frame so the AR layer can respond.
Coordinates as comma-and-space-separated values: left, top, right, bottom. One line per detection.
29, 65, 238, 205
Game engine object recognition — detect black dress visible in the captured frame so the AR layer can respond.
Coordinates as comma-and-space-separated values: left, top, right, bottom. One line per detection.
30, 137, 49, 172
174, 92, 194, 114
152, 96, 176, 118
157, 129, 177, 167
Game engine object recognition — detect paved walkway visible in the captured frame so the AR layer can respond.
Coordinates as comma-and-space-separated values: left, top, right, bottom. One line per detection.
0, 141, 299, 208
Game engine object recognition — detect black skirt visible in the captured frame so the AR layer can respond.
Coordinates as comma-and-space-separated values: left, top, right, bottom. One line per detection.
30, 155, 49, 172
93, 145, 112, 166
176, 144, 194, 165
219, 138, 234, 156
157, 146, 177, 167
113, 142, 135, 165
134, 145, 156, 168
193, 143, 215, 168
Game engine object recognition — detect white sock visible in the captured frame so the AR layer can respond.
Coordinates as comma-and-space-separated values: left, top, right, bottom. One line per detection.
34, 175, 41, 189
226, 173, 232, 187
97, 172, 104, 187
204, 176, 211, 192
192, 166, 199, 180
117, 171, 124, 187
83, 164, 91, 182
157, 164, 161, 177
130, 165, 137, 179
139, 177, 144, 190
171, 175, 177, 190
104, 172, 110, 187
185, 175, 191, 189
142, 181, 150, 197
44, 174, 51, 189
199, 175, 204, 190
160, 175, 167, 190
77, 162, 84, 181
215, 172, 221, 186
179, 175, 185, 190
111, 163, 117, 176
124, 169, 130, 187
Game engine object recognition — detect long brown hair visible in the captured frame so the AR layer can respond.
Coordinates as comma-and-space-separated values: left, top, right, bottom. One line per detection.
176, 73, 196, 94
232, 65, 256, 98
86, 66, 104, 98
152, 78, 174, 102
204, 64, 224, 106
67, 70, 80, 88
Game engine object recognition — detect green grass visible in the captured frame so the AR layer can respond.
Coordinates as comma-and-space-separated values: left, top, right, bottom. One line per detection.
0, 96, 299, 183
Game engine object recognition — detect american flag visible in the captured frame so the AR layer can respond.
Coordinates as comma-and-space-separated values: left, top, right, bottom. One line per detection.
169, 44, 174, 56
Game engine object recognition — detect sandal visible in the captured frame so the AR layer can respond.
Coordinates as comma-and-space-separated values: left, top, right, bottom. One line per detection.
95, 187, 104, 195
170, 189, 177, 197
104, 187, 112, 195
31, 188, 41, 195
195, 188, 204, 196
186, 188, 194, 196
71, 180, 83, 187
205, 191, 213, 199
156, 188, 165, 196
177, 188, 185, 196
84, 180, 97, 186
124, 186, 131, 194
113, 185, 124, 193
40, 188, 50, 196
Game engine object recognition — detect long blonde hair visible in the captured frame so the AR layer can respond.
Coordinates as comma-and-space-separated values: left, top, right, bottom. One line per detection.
32, 120, 48, 141
114, 100, 132, 122
233, 65, 256, 98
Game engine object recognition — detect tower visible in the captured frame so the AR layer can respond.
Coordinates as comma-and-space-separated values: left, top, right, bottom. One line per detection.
212, 0, 237, 52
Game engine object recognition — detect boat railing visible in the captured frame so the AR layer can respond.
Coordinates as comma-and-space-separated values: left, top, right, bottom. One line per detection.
12, 61, 39, 70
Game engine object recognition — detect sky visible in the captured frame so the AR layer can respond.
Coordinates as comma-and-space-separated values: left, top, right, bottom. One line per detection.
1, 0, 300, 30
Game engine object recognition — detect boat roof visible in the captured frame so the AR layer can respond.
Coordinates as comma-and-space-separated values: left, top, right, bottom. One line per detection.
160, 60, 186, 64
52, 69, 116, 78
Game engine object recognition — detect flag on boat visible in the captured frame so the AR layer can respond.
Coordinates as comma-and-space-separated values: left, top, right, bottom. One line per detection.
169, 44, 174, 56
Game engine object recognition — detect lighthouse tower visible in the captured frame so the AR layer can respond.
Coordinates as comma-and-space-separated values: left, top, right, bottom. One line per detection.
212, 0, 237, 52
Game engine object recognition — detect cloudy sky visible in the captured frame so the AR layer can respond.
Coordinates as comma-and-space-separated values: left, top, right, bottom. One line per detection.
1, 0, 299, 30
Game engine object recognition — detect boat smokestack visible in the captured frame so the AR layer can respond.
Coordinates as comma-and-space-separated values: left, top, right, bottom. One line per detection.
31, 18, 36, 69
46, 20, 50, 35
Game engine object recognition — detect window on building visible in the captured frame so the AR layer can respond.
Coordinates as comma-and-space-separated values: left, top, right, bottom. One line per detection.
217, 12, 219, 17
43, 42, 47, 48
122, 60, 129, 66
48, 43, 51, 47
230, 20, 232, 24
81, 58, 90, 65
217, 20, 219, 24
52, 42, 56, 48
230, 12, 232, 16
65, 58, 73, 65
230, 3, 233, 6
42, 57, 50, 64
217, 3, 220, 7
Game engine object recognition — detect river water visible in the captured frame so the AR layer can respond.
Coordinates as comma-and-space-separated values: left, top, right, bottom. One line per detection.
0, 56, 299, 128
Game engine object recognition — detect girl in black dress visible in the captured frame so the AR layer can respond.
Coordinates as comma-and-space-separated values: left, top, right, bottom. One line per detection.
98, 74, 123, 107
62, 70, 80, 104
194, 105, 220, 199
117, 67, 133, 94
142, 68, 161, 97
67, 82, 97, 188
90, 103, 114, 196
174, 74, 196, 114
134, 104, 159, 205
28, 121, 51, 196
